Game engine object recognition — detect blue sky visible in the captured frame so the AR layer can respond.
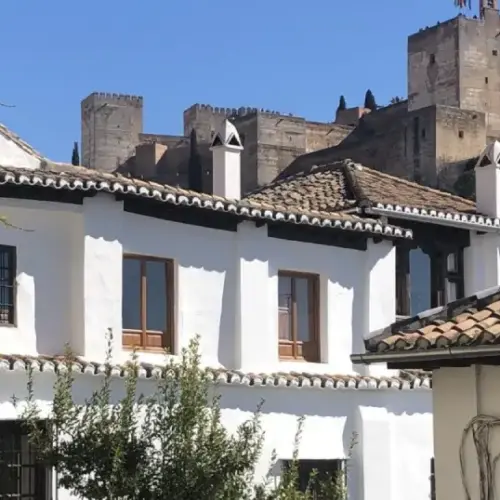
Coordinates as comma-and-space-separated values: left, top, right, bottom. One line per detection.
3, 0, 468, 162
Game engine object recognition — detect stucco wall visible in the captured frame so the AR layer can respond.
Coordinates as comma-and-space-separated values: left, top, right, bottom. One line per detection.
433, 365, 500, 500
0, 193, 397, 377
0, 193, 435, 499
0, 368, 433, 500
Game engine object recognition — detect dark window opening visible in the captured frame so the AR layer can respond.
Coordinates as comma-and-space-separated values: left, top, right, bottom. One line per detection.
0, 246, 15, 325
228, 134, 242, 147
486, 77, 489, 84
211, 134, 223, 147
412, 117, 420, 155
0, 421, 52, 500
459, 130, 464, 139
282, 459, 347, 499
122, 255, 175, 352
429, 54, 436, 64
278, 271, 319, 362
421, 128, 426, 139
396, 247, 464, 317
493, 49, 498, 56
430, 458, 436, 500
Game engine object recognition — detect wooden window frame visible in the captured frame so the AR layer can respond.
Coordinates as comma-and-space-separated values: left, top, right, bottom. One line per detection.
0, 245, 16, 326
396, 246, 464, 317
278, 271, 320, 362
122, 254, 175, 353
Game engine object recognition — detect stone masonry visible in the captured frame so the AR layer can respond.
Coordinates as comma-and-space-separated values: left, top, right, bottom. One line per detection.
81, 3, 500, 197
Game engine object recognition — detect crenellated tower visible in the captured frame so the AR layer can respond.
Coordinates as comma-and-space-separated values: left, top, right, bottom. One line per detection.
81, 92, 143, 172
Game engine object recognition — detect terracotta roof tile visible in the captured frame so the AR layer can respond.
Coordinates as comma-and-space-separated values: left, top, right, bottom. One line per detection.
0, 163, 411, 239
0, 354, 431, 390
254, 159, 495, 230
365, 287, 500, 353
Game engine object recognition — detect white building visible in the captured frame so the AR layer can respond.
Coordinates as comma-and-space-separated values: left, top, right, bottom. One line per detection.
2, 118, 499, 500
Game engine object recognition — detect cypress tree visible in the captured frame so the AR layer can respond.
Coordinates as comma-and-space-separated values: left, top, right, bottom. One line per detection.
71, 141, 80, 166
337, 95, 347, 112
364, 89, 377, 111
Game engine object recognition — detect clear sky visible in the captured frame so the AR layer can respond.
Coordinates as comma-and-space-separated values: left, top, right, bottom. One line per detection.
2, 0, 471, 163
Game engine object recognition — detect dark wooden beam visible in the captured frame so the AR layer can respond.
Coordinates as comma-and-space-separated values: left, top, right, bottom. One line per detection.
267, 223, 368, 251
0, 185, 88, 205
123, 198, 240, 231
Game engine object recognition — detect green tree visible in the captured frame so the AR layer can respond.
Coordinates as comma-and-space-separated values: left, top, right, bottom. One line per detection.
389, 96, 404, 105
71, 141, 80, 166
364, 90, 377, 111
337, 95, 347, 113
21, 333, 349, 500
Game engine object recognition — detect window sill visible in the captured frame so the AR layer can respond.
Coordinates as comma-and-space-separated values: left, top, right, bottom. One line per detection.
122, 345, 170, 354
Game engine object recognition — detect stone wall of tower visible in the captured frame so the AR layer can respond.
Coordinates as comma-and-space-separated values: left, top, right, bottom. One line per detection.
408, 18, 461, 112
457, 14, 500, 137
81, 93, 143, 172
183, 105, 351, 193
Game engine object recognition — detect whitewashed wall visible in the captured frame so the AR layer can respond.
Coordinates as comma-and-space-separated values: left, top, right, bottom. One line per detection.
0, 193, 434, 500
0, 193, 397, 376
0, 369, 433, 500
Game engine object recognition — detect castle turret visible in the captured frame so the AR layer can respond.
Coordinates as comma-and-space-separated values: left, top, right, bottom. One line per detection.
81, 92, 143, 172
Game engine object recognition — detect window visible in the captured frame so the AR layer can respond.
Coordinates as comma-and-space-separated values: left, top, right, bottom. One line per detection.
396, 247, 464, 317
459, 130, 464, 138
493, 49, 498, 56
0, 245, 15, 325
486, 76, 489, 84
429, 53, 436, 64
122, 255, 174, 351
430, 458, 436, 500
0, 421, 51, 500
282, 459, 346, 499
278, 272, 319, 362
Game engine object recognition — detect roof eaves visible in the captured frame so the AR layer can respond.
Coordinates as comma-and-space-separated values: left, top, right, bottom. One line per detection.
0, 167, 413, 240
368, 204, 500, 232
1, 354, 431, 390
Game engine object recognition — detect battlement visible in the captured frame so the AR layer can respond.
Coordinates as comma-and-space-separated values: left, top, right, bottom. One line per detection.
82, 92, 144, 107
185, 103, 295, 118
408, 15, 461, 41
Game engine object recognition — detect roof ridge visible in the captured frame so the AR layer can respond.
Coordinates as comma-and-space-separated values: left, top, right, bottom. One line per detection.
355, 161, 476, 208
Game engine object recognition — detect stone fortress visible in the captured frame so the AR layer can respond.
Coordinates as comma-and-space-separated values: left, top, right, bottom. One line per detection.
80, 0, 500, 197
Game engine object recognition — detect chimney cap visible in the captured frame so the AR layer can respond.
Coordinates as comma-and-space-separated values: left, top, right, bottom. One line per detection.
210, 119, 243, 150
476, 141, 500, 168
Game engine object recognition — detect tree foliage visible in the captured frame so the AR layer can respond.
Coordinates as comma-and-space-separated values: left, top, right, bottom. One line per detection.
20, 333, 349, 500
71, 142, 80, 166
364, 90, 377, 111
337, 95, 347, 113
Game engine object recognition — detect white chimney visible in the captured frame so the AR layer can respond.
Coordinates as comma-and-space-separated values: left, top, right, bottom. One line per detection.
210, 119, 243, 199
476, 141, 500, 217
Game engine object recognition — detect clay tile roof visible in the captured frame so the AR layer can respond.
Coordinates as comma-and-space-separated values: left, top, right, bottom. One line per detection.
349, 162, 476, 214
264, 159, 494, 229
366, 286, 500, 353
0, 162, 411, 240
0, 354, 431, 390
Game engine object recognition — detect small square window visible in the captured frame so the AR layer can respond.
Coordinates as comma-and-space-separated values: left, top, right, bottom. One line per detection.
493, 49, 498, 56
459, 130, 464, 138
